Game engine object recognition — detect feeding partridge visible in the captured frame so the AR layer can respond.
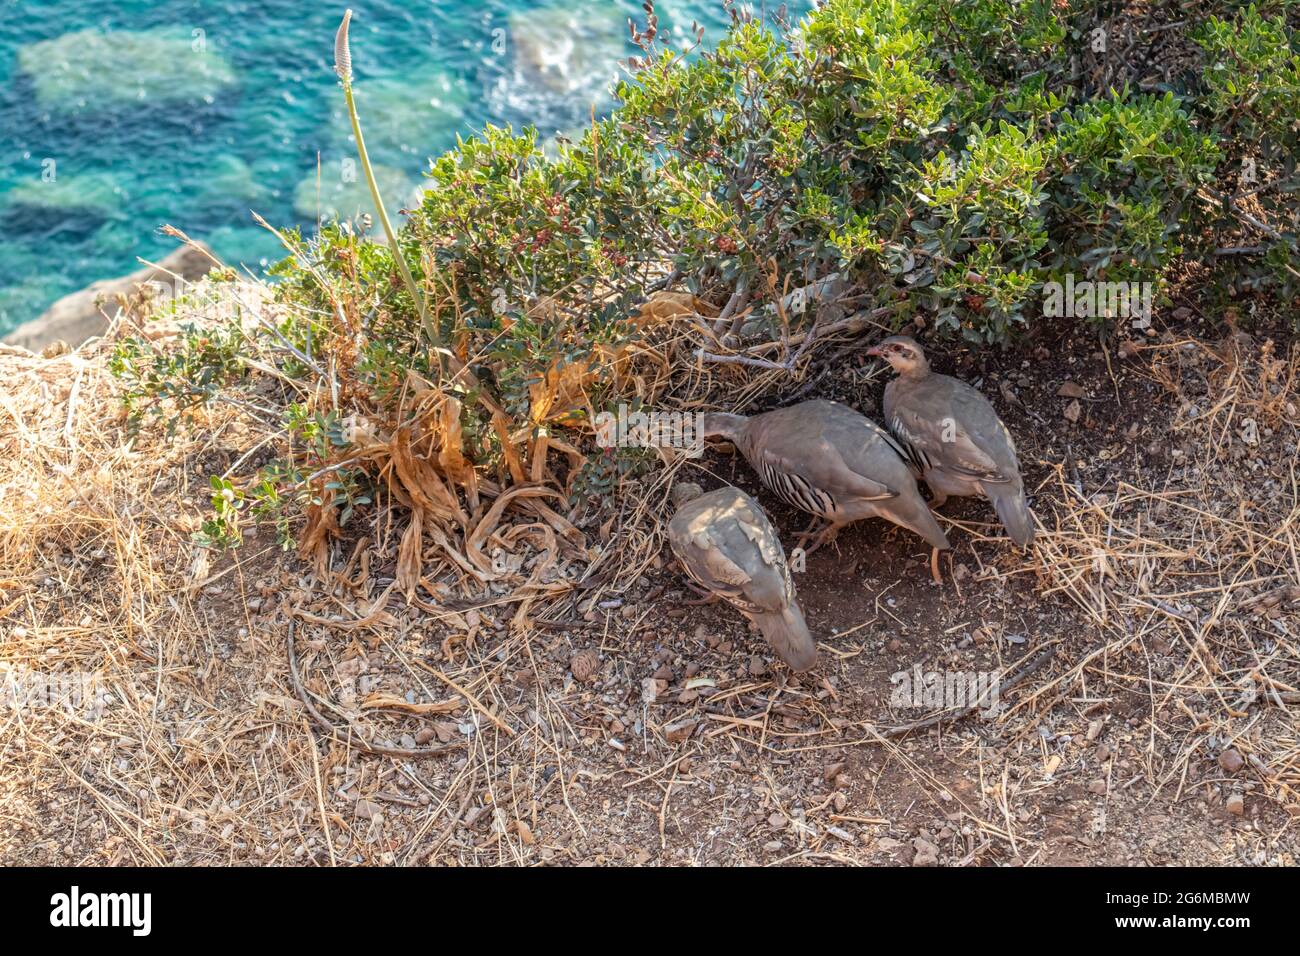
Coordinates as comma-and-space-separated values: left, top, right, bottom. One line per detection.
667, 483, 817, 671
870, 335, 1035, 547
701, 399, 950, 580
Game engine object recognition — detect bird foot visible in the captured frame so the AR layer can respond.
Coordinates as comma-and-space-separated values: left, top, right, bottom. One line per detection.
683, 584, 721, 605
796, 523, 840, 557
793, 520, 821, 554
930, 547, 944, 586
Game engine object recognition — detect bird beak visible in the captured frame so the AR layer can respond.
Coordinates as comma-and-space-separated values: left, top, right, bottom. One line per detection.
866, 346, 883, 357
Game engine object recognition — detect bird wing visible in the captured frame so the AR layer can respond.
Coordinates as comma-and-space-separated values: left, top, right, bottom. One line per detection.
734, 497, 792, 588
888, 377, 1016, 483
668, 491, 789, 613
751, 404, 898, 511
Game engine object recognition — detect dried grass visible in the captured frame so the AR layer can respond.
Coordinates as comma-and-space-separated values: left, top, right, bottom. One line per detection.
1023, 334, 1300, 811
1, 285, 1297, 865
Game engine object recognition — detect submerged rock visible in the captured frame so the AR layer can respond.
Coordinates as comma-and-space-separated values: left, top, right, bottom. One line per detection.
1, 171, 125, 218
508, 5, 624, 100
0, 172, 126, 235
18, 29, 237, 111
331, 67, 470, 164
194, 156, 268, 213
292, 163, 422, 224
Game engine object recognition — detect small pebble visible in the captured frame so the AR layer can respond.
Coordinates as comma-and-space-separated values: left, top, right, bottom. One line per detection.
912, 837, 940, 866
1218, 749, 1245, 773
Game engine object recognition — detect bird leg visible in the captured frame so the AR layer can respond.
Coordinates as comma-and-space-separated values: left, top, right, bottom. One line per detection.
682, 583, 721, 605
793, 514, 824, 550
930, 547, 943, 586
928, 490, 948, 511
797, 520, 841, 557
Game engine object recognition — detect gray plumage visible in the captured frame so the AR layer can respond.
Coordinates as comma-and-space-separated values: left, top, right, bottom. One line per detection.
668, 484, 817, 671
700, 399, 950, 552
871, 335, 1035, 547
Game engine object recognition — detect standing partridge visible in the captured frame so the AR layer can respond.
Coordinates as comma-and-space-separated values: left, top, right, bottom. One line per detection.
701, 399, 950, 581
870, 335, 1035, 547
667, 483, 817, 671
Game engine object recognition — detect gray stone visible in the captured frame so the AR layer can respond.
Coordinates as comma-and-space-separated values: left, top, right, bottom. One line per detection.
3, 242, 215, 352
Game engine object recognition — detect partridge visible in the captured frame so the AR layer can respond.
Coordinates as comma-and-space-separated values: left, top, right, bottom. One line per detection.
870, 335, 1035, 547
701, 399, 950, 580
667, 483, 817, 671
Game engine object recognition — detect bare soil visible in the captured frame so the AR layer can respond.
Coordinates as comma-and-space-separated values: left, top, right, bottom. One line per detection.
1, 308, 1297, 866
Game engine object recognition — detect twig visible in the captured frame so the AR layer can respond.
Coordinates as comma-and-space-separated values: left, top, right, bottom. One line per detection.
414, 660, 517, 737
415, 764, 479, 864
879, 645, 1059, 738
286, 618, 465, 758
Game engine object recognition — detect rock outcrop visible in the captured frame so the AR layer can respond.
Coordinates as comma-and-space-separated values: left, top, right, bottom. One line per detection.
17, 29, 237, 111
2, 242, 216, 353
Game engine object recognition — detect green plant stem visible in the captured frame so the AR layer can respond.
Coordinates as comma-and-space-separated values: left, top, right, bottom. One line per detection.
341, 79, 440, 352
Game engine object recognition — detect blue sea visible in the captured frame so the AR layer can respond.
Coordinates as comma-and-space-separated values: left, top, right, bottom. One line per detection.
0, 0, 745, 335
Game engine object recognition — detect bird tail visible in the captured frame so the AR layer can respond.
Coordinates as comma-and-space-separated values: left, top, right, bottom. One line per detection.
700, 412, 747, 443
750, 603, 817, 672
892, 496, 950, 551
994, 490, 1035, 548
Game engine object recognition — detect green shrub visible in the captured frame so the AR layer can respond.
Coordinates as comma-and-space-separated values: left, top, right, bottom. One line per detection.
1192, 4, 1300, 295
113, 0, 1300, 550
1051, 92, 1221, 282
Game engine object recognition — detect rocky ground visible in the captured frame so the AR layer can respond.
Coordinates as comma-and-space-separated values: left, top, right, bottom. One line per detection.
0, 296, 1297, 866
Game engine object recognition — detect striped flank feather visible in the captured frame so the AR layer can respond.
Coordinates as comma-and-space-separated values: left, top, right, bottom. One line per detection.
887, 415, 932, 474
758, 460, 836, 517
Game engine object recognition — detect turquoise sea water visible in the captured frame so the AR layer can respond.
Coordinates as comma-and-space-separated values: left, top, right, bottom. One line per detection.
0, 0, 742, 335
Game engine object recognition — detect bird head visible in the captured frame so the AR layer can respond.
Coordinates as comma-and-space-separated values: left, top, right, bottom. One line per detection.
867, 335, 928, 376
